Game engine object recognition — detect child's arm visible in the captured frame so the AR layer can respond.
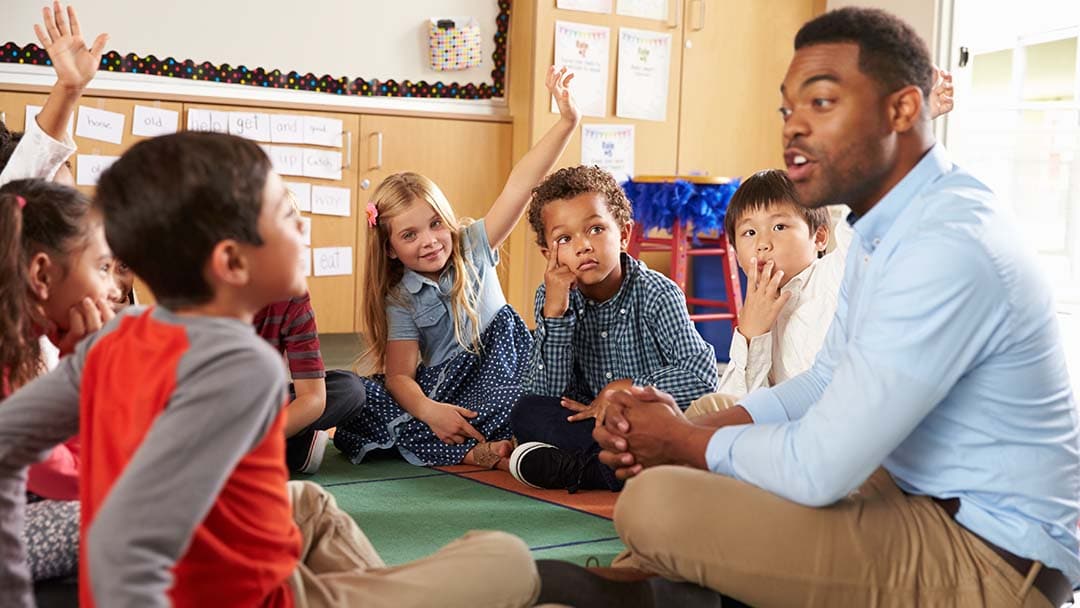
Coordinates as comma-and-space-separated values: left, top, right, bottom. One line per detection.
34, 2, 108, 142
717, 260, 790, 396
523, 282, 578, 398
0, 350, 83, 606
484, 67, 580, 249
636, 283, 719, 408
280, 296, 328, 437
285, 378, 326, 437
84, 343, 289, 607
384, 340, 485, 444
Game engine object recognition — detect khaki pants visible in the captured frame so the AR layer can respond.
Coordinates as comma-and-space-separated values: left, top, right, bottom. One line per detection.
685, 392, 739, 419
613, 467, 1054, 607
286, 481, 540, 608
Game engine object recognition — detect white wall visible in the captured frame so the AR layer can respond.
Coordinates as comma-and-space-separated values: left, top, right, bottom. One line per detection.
0, 0, 501, 88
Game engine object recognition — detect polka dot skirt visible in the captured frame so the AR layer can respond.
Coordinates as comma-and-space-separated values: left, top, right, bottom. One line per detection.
335, 306, 532, 466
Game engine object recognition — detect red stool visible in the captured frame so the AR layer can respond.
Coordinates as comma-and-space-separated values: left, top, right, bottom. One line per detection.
626, 175, 742, 331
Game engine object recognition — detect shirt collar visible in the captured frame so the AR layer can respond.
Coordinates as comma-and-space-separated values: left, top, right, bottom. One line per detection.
848, 144, 950, 253
400, 266, 450, 295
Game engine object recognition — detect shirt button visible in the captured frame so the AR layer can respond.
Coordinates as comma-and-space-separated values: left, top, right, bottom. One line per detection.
873, 239, 881, 246
619, 309, 626, 314
864, 255, 870, 263
538, 364, 544, 369
578, 308, 584, 314
601, 331, 608, 338
605, 372, 613, 379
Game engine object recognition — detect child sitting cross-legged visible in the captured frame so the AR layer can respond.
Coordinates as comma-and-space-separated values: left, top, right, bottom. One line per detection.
508, 165, 718, 493
0, 132, 539, 607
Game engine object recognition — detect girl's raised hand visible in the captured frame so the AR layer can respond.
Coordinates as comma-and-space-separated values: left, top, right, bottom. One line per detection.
546, 66, 580, 125
34, 2, 108, 91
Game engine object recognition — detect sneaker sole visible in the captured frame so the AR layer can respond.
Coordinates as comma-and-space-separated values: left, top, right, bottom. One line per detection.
509, 441, 556, 489
300, 430, 330, 475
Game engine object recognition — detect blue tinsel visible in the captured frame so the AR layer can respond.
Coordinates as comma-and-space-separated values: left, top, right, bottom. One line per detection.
622, 178, 741, 237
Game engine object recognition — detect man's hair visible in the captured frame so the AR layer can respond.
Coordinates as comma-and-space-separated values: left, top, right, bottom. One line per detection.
724, 170, 831, 251
94, 132, 270, 307
795, 7, 934, 99
528, 165, 632, 247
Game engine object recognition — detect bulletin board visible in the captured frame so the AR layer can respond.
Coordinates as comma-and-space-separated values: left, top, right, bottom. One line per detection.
0, 0, 510, 100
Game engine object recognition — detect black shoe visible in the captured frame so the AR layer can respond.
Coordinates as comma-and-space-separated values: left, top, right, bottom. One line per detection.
535, 560, 730, 608
286, 429, 329, 474
509, 441, 594, 493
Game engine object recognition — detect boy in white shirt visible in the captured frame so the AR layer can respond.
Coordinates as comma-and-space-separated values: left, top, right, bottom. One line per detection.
689, 169, 848, 415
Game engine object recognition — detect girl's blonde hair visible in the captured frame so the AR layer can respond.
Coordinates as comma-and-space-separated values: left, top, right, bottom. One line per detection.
357, 172, 482, 374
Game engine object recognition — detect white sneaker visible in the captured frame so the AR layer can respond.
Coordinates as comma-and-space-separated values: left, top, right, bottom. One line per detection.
299, 429, 330, 475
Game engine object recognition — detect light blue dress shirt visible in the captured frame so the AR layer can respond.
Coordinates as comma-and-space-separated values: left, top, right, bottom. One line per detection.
706, 145, 1080, 583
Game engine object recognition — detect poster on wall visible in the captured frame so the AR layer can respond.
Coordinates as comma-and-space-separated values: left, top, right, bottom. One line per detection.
615, 27, 672, 122
552, 21, 611, 118
616, 0, 668, 21
581, 124, 634, 182
556, 0, 612, 14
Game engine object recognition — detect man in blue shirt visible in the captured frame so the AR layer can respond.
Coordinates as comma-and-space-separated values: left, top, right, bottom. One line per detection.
534, 7, 1079, 608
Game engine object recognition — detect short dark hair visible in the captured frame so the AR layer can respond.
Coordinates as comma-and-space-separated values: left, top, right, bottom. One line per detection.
795, 7, 934, 99
0, 125, 25, 172
94, 132, 270, 307
724, 170, 831, 254
528, 165, 632, 247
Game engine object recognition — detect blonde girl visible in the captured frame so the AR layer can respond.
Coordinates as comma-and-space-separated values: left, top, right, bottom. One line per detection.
335, 67, 579, 469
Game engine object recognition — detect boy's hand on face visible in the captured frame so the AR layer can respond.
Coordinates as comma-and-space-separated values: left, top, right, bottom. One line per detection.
420, 400, 486, 445
35, 2, 108, 92
543, 241, 577, 319
737, 258, 791, 341
49, 296, 115, 356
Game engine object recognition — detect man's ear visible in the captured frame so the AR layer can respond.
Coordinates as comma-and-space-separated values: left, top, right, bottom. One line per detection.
814, 224, 829, 253
888, 84, 925, 133
205, 239, 249, 289
27, 252, 55, 301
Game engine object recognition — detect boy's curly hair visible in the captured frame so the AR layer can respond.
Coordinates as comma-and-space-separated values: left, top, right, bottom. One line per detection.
528, 165, 633, 247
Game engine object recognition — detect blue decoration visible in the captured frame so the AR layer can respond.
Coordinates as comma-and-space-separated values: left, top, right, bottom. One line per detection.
622, 178, 741, 237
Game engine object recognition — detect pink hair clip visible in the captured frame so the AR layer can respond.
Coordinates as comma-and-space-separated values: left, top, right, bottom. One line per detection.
366, 202, 379, 228
15, 195, 27, 209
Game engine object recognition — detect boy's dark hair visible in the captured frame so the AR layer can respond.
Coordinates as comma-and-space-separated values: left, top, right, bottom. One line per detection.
0, 179, 93, 393
795, 7, 934, 100
528, 165, 632, 247
0, 125, 24, 171
95, 132, 270, 307
723, 170, 831, 255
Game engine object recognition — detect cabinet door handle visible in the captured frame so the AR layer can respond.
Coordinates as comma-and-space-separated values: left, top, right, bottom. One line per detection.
689, 0, 705, 31
342, 131, 352, 169
369, 132, 383, 170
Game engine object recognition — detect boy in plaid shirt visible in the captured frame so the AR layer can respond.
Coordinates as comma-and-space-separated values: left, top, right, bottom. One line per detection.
509, 166, 717, 492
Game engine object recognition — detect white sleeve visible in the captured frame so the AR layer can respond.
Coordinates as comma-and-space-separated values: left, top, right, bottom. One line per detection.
0, 115, 77, 186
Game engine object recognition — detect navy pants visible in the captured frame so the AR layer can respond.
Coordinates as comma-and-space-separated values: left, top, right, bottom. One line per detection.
286, 369, 367, 471
510, 394, 623, 491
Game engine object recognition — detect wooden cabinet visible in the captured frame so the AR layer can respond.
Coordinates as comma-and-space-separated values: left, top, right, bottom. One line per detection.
354, 115, 513, 331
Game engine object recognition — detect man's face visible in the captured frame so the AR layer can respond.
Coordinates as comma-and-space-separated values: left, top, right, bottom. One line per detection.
780, 42, 893, 210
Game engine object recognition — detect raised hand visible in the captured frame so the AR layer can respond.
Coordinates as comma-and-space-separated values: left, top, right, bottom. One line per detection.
929, 66, 954, 119
546, 66, 580, 126
34, 2, 108, 91
542, 241, 577, 319
736, 258, 791, 341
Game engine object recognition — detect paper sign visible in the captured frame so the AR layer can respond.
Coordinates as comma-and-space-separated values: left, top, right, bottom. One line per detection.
581, 124, 635, 182
557, 0, 612, 13
302, 149, 343, 181
301, 247, 311, 277
552, 21, 611, 118
311, 185, 351, 217
299, 216, 312, 246
25, 105, 73, 137
617, 0, 667, 20
75, 154, 119, 186
186, 109, 229, 133
285, 181, 312, 212
267, 145, 305, 177
131, 105, 178, 137
76, 106, 125, 144
270, 114, 305, 144
313, 247, 352, 277
228, 112, 271, 141
303, 116, 344, 148
616, 28, 672, 122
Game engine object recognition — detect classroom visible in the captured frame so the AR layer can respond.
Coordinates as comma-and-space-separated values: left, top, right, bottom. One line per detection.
1, 0, 1078, 606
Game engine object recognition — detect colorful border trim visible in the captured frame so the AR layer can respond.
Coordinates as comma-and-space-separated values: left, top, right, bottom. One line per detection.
1, 0, 509, 100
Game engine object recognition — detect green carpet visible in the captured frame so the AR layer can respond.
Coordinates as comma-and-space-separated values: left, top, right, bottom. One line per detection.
296, 448, 624, 566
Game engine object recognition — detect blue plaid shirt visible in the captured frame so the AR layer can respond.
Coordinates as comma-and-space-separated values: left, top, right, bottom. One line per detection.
525, 254, 718, 409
